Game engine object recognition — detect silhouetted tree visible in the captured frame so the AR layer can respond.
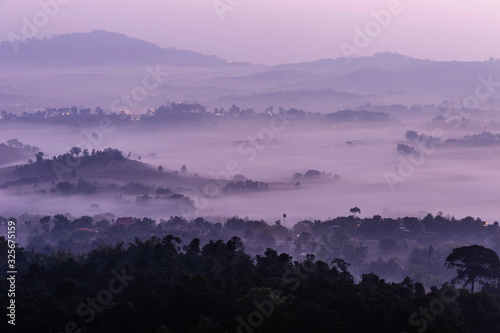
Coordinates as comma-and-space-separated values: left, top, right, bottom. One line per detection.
350, 206, 361, 216
445, 245, 500, 293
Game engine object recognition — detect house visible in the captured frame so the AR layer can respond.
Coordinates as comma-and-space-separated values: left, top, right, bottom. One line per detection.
116, 217, 134, 227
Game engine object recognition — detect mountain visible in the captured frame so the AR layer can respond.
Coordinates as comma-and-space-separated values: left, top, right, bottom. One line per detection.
272, 52, 500, 78
272, 52, 430, 74
0, 30, 225, 67
326, 60, 500, 94
268, 52, 500, 96
0, 144, 32, 166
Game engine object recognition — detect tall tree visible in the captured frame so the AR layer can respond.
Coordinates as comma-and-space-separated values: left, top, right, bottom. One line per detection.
350, 206, 361, 216
445, 245, 500, 293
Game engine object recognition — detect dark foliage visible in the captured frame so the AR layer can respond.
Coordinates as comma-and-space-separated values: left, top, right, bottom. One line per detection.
1, 234, 492, 333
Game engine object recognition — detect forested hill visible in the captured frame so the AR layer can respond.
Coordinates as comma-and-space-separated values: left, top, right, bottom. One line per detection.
0, 30, 225, 67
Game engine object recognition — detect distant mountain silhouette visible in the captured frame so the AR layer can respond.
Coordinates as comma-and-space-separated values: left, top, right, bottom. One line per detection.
327, 60, 500, 93
2, 31, 499, 104
273, 52, 500, 76
272, 52, 429, 73
269, 52, 500, 94
0, 30, 225, 67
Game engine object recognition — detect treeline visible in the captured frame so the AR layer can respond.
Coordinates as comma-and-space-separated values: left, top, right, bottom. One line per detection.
1, 138, 39, 152
222, 180, 269, 192
445, 131, 500, 146
399, 130, 500, 156
30, 180, 192, 202
5, 213, 500, 288
14, 147, 125, 176
0, 234, 499, 332
0, 103, 391, 124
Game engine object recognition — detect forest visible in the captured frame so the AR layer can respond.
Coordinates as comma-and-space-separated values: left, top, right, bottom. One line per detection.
1, 213, 499, 332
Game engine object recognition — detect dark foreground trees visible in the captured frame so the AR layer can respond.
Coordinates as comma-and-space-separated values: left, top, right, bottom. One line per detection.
1, 236, 499, 333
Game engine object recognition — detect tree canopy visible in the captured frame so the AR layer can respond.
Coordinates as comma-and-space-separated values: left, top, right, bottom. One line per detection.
445, 245, 500, 293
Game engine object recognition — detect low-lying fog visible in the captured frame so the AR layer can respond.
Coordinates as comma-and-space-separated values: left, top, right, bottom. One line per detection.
1, 115, 499, 225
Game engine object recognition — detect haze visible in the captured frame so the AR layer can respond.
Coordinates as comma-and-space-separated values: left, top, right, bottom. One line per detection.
1, 112, 500, 224
1, 2, 500, 331
1, 0, 499, 65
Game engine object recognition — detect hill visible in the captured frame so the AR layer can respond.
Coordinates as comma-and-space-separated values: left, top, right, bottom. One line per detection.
272, 52, 430, 73
0, 148, 210, 189
0, 30, 225, 67
0, 144, 33, 165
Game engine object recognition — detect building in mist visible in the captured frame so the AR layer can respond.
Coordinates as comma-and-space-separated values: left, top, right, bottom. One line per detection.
116, 217, 134, 227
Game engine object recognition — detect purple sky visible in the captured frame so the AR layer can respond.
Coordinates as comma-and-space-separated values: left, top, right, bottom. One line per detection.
1, 0, 499, 65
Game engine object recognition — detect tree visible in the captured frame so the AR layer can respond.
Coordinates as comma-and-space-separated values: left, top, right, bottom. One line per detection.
80, 108, 91, 115
39, 216, 51, 232
53, 214, 71, 232
229, 104, 241, 116
397, 143, 420, 155
304, 169, 321, 178
185, 238, 201, 257
158, 165, 163, 172
56, 181, 75, 194
74, 215, 93, 229
95, 106, 104, 116
70, 146, 82, 156
35, 151, 44, 163
405, 130, 418, 142
181, 165, 187, 173
350, 206, 361, 216
95, 219, 110, 231
445, 245, 500, 293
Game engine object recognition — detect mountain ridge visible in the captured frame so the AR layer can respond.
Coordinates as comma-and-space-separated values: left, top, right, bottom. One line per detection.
3, 30, 498, 70
0, 30, 226, 67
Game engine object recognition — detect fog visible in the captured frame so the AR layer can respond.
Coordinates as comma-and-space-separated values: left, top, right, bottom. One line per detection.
1, 112, 499, 225
1, 4, 500, 332
0, 31, 499, 243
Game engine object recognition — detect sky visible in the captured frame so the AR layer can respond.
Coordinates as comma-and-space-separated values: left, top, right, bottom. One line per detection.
0, 0, 499, 65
